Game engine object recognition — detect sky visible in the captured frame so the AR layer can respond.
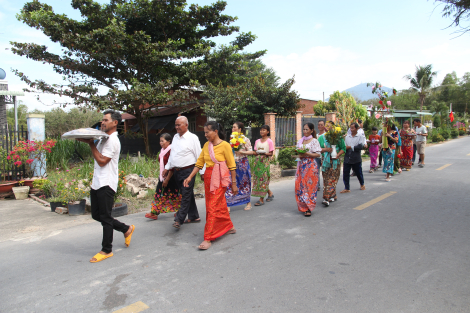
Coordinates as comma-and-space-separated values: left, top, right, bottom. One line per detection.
1, 0, 470, 112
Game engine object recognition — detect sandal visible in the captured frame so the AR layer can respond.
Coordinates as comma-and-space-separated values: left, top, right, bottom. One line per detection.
360, 185, 366, 190
124, 225, 135, 247
340, 189, 350, 193
173, 221, 181, 229
304, 210, 312, 217
145, 213, 158, 220
254, 200, 264, 206
266, 194, 274, 202
198, 241, 212, 250
322, 200, 329, 207
184, 218, 201, 223
90, 252, 113, 263
369, 169, 374, 173
227, 228, 236, 234
244, 204, 252, 211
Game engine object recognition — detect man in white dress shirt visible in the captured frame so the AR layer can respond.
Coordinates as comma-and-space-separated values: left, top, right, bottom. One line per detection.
78, 110, 134, 263
341, 122, 366, 193
163, 116, 204, 229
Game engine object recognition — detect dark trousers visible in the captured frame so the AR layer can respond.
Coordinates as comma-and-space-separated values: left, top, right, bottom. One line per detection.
378, 149, 383, 165
91, 186, 129, 254
343, 162, 364, 190
315, 158, 321, 189
412, 144, 418, 163
173, 167, 199, 224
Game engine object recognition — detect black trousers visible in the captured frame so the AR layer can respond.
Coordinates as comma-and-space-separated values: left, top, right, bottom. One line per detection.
343, 162, 364, 190
378, 149, 383, 165
173, 167, 199, 224
91, 186, 129, 254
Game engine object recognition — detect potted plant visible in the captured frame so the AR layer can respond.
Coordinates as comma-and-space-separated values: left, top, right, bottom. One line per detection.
277, 147, 298, 177
0, 146, 17, 194
12, 181, 30, 200
112, 171, 128, 217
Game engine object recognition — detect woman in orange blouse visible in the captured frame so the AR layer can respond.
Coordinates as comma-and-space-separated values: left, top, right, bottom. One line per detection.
184, 121, 238, 250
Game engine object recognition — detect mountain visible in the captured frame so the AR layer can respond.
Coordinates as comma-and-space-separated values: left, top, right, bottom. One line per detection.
344, 83, 393, 101
325, 83, 393, 102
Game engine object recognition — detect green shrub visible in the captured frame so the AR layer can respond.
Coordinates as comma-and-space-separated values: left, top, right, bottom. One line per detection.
432, 133, 445, 142
277, 147, 297, 169
439, 128, 450, 140
450, 128, 459, 138
47, 139, 92, 170
459, 130, 465, 136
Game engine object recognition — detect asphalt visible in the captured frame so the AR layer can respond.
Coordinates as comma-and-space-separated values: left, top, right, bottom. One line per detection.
0, 137, 469, 313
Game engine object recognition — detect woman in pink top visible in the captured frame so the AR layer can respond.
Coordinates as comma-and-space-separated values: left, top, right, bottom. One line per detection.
239, 125, 275, 206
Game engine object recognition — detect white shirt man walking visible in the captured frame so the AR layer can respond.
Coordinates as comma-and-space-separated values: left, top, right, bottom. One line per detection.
163, 116, 204, 229
413, 118, 428, 167
78, 110, 135, 263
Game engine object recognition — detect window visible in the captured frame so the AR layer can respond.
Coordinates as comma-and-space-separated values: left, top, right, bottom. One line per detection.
188, 116, 196, 132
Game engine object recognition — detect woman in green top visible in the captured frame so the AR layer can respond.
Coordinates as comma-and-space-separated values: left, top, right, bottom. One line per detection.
318, 121, 346, 207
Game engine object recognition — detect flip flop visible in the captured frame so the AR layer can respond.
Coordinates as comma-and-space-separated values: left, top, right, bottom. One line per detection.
254, 200, 264, 206
227, 228, 236, 234
304, 210, 312, 217
360, 185, 366, 190
173, 221, 181, 229
145, 213, 158, 220
266, 195, 274, 202
90, 252, 113, 263
184, 218, 201, 223
124, 225, 135, 247
244, 205, 252, 211
198, 241, 212, 250
340, 189, 350, 193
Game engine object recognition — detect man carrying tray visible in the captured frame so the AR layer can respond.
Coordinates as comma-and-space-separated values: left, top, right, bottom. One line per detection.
77, 110, 135, 263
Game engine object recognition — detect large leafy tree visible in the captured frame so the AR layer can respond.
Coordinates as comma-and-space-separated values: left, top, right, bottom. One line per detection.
403, 64, 438, 113
203, 75, 300, 127
435, 0, 470, 36
11, 0, 265, 154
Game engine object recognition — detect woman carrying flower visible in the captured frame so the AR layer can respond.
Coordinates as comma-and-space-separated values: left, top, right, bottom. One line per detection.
295, 123, 322, 216
239, 125, 274, 206
399, 120, 415, 171
146, 133, 181, 220
184, 121, 237, 250
382, 122, 399, 182
225, 122, 253, 211
317, 121, 345, 207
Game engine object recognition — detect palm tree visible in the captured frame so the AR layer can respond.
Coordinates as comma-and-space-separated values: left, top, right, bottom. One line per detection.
404, 64, 438, 112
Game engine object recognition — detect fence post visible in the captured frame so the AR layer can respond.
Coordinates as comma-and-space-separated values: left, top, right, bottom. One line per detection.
27, 114, 46, 177
326, 112, 336, 124
295, 111, 302, 142
264, 113, 277, 146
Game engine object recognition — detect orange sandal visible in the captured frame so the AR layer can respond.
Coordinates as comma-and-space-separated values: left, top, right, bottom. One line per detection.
124, 225, 135, 247
90, 252, 113, 263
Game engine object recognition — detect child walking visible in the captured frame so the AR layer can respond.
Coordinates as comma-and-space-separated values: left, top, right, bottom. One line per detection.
368, 127, 381, 173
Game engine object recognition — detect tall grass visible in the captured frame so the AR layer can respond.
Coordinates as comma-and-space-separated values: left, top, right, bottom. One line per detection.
48, 139, 92, 170
119, 154, 159, 178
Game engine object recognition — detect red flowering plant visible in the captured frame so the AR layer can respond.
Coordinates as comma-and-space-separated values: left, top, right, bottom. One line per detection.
7, 139, 56, 178
366, 82, 397, 113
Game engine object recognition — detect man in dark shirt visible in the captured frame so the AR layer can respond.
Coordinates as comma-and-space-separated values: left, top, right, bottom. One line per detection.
341, 123, 366, 193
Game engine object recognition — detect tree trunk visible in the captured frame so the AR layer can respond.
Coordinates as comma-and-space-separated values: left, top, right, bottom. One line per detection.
134, 109, 151, 156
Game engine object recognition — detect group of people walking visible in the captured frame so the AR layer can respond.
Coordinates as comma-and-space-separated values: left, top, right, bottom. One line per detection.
84, 110, 429, 262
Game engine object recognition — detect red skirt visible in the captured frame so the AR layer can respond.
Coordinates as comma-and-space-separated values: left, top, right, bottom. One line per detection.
204, 167, 234, 241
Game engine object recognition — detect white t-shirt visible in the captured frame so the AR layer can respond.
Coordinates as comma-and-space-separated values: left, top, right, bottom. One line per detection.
415, 125, 427, 142
91, 131, 120, 192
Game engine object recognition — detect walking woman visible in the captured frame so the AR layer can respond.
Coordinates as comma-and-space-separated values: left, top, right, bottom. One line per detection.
225, 122, 253, 211
146, 133, 181, 220
317, 121, 345, 207
399, 120, 415, 171
239, 125, 275, 206
184, 122, 237, 250
295, 123, 322, 216
382, 122, 399, 182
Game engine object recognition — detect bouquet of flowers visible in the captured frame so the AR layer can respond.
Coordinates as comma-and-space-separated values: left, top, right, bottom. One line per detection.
230, 132, 246, 151
324, 126, 344, 146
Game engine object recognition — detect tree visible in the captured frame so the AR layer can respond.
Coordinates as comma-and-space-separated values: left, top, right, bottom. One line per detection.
11, 0, 265, 155
436, 0, 470, 36
389, 90, 420, 110
203, 75, 301, 127
403, 64, 438, 113
7, 102, 28, 131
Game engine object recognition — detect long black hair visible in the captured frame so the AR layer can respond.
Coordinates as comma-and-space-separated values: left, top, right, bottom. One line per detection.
260, 124, 270, 137
303, 123, 316, 138
205, 121, 226, 140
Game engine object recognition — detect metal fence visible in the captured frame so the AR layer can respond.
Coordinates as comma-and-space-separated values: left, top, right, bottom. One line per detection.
1, 125, 28, 181
275, 117, 297, 147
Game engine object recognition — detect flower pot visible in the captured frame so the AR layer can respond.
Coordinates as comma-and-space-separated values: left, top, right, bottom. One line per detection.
112, 203, 128, 217
12, 186, 30, 200
68, 199, 86, 216
50, 201, 65, 213
22, 179, 35, 188
29, 187, 40, 195
0, 182, 17, 193
331, 145, 337, 159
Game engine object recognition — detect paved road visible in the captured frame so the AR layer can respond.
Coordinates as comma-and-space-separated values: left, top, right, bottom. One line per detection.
1, 137, 469, 313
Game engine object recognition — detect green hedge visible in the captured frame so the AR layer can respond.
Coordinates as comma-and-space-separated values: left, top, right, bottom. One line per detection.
450, 128, 459, 138
459, 130, 466, 136
439, 128, 450, 140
